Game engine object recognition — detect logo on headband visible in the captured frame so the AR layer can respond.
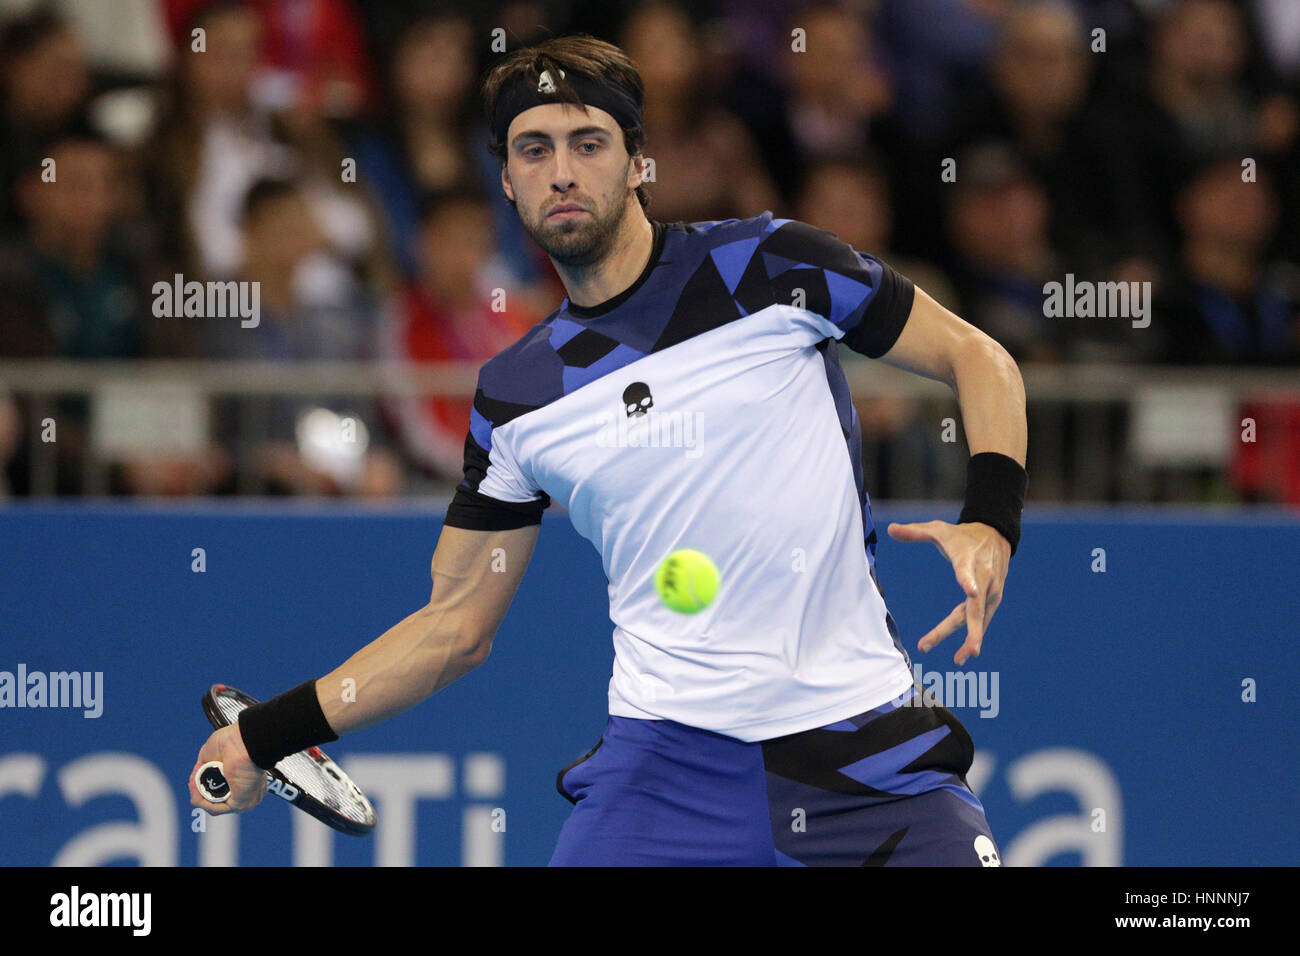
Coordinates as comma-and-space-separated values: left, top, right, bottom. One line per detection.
537, 68, 565, 94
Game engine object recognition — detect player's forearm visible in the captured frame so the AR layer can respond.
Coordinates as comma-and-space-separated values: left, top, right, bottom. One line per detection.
313, 604, 486, 735
950, 337, 1027, 466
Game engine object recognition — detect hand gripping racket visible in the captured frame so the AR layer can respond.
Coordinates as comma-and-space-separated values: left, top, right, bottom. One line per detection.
194, 683, 377, 836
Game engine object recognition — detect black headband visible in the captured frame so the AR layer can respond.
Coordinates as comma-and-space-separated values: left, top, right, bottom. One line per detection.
491, 66, 643, 146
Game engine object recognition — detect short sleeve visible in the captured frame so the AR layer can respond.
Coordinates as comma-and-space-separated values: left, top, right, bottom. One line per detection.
443, 383, 550, 531
760, 220, 915, 359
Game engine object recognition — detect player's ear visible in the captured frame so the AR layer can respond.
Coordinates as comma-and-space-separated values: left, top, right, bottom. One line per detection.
628, 153, 645, 190
501, 164, 515, 203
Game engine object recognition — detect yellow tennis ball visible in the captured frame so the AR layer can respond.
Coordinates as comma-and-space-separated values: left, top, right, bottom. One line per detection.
655, 549, 720, 613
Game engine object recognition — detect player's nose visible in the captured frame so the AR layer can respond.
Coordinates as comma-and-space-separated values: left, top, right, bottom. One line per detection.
549, 151, 577, 192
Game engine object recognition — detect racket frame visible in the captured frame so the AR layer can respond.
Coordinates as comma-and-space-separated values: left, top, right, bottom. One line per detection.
201, 683, 376, 836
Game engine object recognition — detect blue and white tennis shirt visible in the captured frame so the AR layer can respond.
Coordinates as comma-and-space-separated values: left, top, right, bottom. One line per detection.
444, 211, 918, 741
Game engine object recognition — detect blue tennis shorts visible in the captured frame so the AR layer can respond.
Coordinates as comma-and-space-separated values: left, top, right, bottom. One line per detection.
550, 684, 1000, 866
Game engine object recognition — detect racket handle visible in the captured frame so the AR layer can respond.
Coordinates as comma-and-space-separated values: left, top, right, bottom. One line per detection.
196, 760, 231, 803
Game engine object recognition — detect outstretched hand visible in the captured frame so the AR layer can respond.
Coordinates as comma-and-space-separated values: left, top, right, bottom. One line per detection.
886, 520, 1011, 666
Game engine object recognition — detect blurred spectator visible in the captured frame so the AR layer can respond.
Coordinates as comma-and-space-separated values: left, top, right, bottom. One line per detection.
0, 9, 91, 237
1122, 0, 1298, 259
148, 0, 389, 292
1152, 0, 1290, 152
348, 7, 555, 294
873, 0, 1006, 144
715, 5, 801, 203
942, 142, 1133, 364
1154, 156, 1300, 364
947, 1, 1164, 281
723, 1, 902, 206
783, 3, 894, 155
718, 0, 805, 70
201, 178, 403, 497
161, 0, 375, 119
778, 2, 899, 178
349, 11, 485, 277
0, 132, 191, 359
944, 142, 1054, 362
380, 188, 544, 480
617, 0, 778, 222
0, 130, 225, 495
1242, 0, 1300, 268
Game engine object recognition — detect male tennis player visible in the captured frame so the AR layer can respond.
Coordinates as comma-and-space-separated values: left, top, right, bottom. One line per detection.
190, 35, 1027, 866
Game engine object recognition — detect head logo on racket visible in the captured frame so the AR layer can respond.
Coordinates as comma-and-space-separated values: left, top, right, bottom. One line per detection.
197, 762, 230, 802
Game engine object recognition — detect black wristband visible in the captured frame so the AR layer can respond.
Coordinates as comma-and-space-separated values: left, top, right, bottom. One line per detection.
957, 452, 1028, 557
237, 678, 338, 771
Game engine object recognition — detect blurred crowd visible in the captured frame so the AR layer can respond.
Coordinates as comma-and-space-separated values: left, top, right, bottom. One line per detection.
0, 0, 1298, 501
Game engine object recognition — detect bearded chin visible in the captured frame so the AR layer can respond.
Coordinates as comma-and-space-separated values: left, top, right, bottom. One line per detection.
526, 196, 628, 268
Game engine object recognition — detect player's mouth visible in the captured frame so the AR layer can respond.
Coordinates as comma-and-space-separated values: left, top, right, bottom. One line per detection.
547, 203, 588, 220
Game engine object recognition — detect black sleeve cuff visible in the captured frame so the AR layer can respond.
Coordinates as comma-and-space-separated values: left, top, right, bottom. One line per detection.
444, 485, 548, 531
843, 262, 915, 359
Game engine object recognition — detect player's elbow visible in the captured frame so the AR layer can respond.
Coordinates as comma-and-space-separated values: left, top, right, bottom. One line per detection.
416, 603, 495, 670
954, 330, 1023, 398
461, 630, 495, 668
449, 614, 498, 669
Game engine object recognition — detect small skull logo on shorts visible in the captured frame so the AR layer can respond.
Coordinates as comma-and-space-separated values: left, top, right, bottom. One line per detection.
973, 834, 1001, 866
623, 382, 653, 418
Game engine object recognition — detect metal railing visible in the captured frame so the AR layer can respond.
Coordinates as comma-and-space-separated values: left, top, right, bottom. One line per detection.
1, 360, 1297, 502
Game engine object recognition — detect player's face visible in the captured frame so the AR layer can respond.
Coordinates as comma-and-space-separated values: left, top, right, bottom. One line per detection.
503, 103, 641, 267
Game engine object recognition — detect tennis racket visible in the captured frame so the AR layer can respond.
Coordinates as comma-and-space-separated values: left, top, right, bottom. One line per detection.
194, 683, 377, 836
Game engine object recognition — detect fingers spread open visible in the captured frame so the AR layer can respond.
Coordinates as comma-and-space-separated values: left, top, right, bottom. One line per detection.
918, 601, 966, 652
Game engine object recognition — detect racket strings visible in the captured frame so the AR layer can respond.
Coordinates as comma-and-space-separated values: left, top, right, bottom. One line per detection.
279, 750, 374, 821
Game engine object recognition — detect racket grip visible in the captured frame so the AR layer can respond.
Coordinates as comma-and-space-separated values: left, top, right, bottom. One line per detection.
196, 760, 231, 803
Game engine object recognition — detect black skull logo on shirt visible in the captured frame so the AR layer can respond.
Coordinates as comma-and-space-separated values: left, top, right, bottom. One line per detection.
623, 382, 653, 417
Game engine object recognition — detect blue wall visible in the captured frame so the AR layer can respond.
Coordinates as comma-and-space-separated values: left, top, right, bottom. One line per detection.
1, 503, 1296, 865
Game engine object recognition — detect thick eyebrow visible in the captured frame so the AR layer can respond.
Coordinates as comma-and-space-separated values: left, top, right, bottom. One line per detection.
510, 126, 614, 149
